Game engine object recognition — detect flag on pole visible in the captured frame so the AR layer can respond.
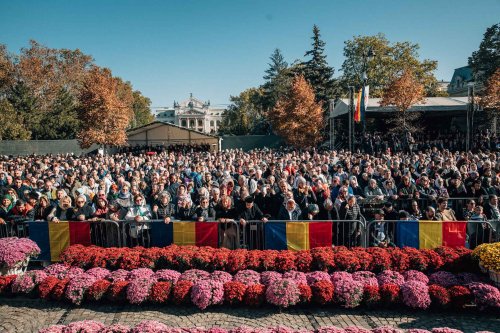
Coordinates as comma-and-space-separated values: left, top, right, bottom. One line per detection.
361, 85, 369, 123
354, 88, 362, 123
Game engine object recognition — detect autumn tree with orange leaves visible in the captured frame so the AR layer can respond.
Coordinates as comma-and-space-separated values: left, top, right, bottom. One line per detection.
380, 69, 426, 133
268, 74, 324, 147
479, 68, 500, 133
77, 67, 133, 148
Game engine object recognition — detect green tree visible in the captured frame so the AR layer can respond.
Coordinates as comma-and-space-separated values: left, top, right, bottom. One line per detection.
131, 90, 154, 128
468, 23, 500, 87
7, 81, 42, 138
262, 49, 289, 112
0, 99, 31, 140
302, 25, 336, 104
340, 34, 438, 97
218, 88, 266, 135
38, 88, 80, 139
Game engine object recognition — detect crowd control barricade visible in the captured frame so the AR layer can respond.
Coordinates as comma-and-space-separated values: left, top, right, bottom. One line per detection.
243, 220, 265, 250
89, 219, 122, 247
121, 219, 220, 248
0, 219, 31, 239
261, 220, 365, 251
218, 220, 240, 250
365, 219, 498, 250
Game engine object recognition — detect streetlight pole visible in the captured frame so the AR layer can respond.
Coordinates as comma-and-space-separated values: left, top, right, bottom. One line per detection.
361, 47, 374, 138
467, 83, 474, 151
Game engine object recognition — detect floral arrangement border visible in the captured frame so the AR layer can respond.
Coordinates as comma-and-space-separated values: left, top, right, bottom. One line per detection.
2, 265, 499, 311
59, 244, 476, 273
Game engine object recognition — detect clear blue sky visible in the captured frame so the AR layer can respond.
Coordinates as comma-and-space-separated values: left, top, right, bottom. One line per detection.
1, 0, 499, 108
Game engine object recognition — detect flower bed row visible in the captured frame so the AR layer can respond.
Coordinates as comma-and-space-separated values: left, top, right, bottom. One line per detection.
2, 265, 499, 310
38, 320, 492, 333
60, 245, 475, 273
0, 237, 40, 272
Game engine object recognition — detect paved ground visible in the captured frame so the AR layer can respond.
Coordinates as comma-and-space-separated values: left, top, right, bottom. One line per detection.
0, 298, 498, 333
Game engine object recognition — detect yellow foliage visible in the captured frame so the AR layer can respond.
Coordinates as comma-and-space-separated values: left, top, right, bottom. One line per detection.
268, 75, 324, 147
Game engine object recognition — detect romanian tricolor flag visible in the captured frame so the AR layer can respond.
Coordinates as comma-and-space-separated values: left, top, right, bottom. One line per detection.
28, 221, 91, 261
395, 220, 467, 249
354, 88, 362, 123
354, 85, 369, 123
149, 221, 219, 248
264, 222, 332, 250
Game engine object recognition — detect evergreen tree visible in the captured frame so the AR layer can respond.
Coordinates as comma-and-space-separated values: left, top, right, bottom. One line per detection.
7, 81, 43, 138
39, 88, 80, 139
262, 49, 289, 112
302, 25, 336, 104
468, 23, 500, 87
0, 99, 31, 140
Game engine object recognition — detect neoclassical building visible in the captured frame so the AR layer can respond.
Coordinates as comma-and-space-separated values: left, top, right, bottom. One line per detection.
155, 94, 225, 134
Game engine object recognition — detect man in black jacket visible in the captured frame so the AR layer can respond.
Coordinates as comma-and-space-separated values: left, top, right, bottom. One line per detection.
238, 196, 268, 225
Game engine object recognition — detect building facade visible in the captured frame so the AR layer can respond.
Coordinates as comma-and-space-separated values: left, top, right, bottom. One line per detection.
447, 66, 474, 96
155, 94, 225, 134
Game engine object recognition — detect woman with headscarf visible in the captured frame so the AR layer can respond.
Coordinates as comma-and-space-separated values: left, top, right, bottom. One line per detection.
93, 197, 109, 220
115, 183, 133, 209
0, 194, 13, 225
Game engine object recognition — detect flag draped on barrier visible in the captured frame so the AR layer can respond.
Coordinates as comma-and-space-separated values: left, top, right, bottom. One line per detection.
395, 220, 467, 249
28, 221, 91, 261
264, 222, 332, 250
149, 221, 218, 248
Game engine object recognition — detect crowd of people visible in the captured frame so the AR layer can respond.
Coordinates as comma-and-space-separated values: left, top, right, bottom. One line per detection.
337, 130, 498, 154
0, 143, 499, 249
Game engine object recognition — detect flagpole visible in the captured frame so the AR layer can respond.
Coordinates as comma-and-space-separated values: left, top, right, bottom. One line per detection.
348, 86, 354, 152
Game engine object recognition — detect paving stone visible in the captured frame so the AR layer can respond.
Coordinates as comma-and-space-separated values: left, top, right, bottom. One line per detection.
0, 298, 498, 333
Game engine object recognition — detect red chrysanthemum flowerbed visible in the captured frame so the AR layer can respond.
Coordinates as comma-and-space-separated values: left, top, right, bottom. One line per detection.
59, 245, 475, 273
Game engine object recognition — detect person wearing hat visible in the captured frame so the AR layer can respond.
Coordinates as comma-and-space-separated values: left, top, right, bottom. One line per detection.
238, 196, 268, 226
0, 194, 13, 225
382, 201, 399, 221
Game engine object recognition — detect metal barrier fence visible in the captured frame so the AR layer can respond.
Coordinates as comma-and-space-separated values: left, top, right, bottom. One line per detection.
359, 196, 491, 220
243, 220, 366, 250
1, 218, 498, 260
121, 219, 240, 249
365, 219, 499, 249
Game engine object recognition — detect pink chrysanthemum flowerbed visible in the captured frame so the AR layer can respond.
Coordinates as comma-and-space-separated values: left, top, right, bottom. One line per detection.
1, 265, 499, 311
0, 237, 40, 271
37, 320, 495, 333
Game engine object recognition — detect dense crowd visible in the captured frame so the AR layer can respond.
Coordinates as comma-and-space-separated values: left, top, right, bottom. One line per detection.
338, 130, 498, 154
0, 143, 499, 248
